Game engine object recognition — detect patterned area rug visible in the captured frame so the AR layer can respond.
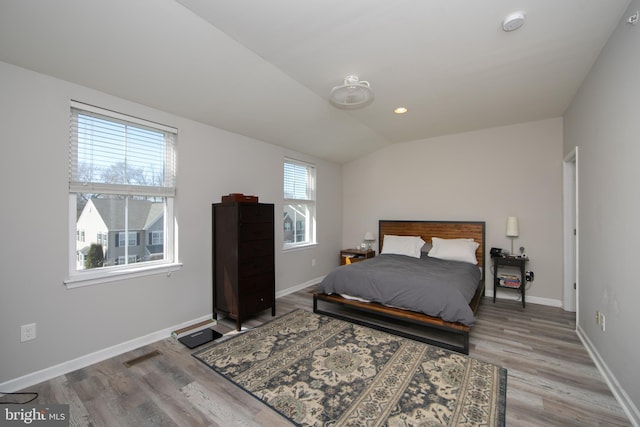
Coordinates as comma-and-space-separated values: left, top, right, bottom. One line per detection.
193, 309, 506, 426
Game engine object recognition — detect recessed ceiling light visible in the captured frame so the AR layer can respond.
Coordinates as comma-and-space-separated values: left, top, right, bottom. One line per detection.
502, 12, 525, 32
394, 107, 408, 114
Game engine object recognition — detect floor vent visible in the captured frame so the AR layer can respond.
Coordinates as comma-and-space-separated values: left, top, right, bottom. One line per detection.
123, 350, 162, 367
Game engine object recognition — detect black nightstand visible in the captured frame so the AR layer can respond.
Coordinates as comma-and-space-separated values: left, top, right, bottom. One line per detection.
493, 256, 528, 307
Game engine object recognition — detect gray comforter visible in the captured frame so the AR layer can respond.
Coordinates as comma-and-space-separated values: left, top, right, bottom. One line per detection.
317, 254, 481, 326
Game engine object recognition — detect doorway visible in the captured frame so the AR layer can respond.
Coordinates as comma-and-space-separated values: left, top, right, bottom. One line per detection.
563, 147, 578, 318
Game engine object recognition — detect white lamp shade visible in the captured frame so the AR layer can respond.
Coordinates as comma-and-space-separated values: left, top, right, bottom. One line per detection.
363, 232, 375, 241
506, 217, 519, 237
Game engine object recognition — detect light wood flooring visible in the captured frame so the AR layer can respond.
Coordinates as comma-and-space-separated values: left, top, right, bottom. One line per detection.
13, 288, 631, 426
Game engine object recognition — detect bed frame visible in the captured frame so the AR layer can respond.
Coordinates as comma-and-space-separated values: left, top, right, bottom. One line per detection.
313, 220, 485, 354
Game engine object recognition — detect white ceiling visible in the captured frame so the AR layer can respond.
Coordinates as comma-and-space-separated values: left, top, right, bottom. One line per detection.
0, 0, 631, 163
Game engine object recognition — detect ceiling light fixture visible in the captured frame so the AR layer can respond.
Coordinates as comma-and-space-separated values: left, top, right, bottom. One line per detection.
394, 107, 408, 114
502, 12, 525, 32
329, 75, 374, 109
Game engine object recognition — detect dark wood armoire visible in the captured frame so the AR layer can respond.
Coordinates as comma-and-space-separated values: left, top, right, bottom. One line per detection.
212, 201, 275, 330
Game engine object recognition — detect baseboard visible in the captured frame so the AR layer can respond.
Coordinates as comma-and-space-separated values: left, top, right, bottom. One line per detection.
276, 276, 325, 299
0, 314, 213, 393
576, 325, 640, 427
1, 280, 327, 393
12, 278, 563, 394
484, 288, 562, 308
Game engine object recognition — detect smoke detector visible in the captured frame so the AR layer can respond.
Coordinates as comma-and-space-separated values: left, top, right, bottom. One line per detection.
329, 75, 375, 109
502, 12, 525, 32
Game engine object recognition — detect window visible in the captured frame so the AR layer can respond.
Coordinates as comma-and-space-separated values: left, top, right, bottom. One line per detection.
283, 158, 316, 249
97, 232, 107, 246
117, 231, 139, 247
149, 231, 163, 246
66, 101, 178, 287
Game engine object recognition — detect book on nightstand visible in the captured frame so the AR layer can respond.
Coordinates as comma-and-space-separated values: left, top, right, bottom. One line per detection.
498, 274, 521, 288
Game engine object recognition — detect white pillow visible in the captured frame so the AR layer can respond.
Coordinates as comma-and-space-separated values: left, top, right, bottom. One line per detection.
428, 237, 479, 264
381, 235, 425, 258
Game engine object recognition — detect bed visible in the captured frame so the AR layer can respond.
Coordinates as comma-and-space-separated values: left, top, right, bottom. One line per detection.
313, 220, 485, 354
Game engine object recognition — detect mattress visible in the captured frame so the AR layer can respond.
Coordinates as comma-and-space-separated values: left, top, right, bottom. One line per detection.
316, 253, 481, 325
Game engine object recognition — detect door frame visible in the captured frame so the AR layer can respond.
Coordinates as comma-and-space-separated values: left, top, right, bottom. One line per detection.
562, 147, 578, 318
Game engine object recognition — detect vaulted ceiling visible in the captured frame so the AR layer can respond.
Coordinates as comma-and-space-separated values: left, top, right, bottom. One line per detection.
0, 0, 631, 163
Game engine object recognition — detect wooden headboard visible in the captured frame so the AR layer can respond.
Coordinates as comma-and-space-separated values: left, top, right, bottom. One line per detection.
378, 220, 486, 277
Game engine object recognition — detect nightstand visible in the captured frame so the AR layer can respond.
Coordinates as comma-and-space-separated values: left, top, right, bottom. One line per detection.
340, 248, 375, 265
493, 256, 528, 307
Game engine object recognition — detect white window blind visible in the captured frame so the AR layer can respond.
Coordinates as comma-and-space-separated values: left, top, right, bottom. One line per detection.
284, 159, 315, 202
283, 158, 316, 247
69, 101, 177, 197
66, 101, 179, 286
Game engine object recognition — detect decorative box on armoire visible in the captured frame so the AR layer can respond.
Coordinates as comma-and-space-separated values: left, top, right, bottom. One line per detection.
212, 201, 275, 330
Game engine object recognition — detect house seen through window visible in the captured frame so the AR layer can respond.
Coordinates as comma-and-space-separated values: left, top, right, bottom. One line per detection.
68, 101, 177, 278
283, 158, 316, 248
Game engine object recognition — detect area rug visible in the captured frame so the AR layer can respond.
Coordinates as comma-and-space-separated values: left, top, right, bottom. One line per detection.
193, 309, 506, 426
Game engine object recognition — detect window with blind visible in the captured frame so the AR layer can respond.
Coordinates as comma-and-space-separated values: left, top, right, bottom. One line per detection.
66, 101, 178, 286
283, 158, 316, 249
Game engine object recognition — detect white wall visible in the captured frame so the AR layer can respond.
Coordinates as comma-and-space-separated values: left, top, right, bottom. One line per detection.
342, 118, 564, 305
0, 61, 342, 386
564, 1, 640, 421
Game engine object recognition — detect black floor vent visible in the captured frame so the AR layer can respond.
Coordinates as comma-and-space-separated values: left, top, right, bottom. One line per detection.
123, 350, 162, 367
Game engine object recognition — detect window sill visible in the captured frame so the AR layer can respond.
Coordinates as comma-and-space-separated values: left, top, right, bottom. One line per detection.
64, 262, 183, 289
282, 243, 319, 252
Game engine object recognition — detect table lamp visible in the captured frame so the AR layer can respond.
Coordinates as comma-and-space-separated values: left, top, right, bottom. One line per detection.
363, 232, 375, 251
506, 216, 519, 255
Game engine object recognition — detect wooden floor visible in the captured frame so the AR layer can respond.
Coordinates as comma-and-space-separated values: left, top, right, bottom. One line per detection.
14, 288, 630, 426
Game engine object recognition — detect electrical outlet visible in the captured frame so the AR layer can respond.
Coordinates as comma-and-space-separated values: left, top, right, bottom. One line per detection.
595, 310, 600, 325
601, 313, 606, 332
311, 258, 316, 266
21, 323, 36, 342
